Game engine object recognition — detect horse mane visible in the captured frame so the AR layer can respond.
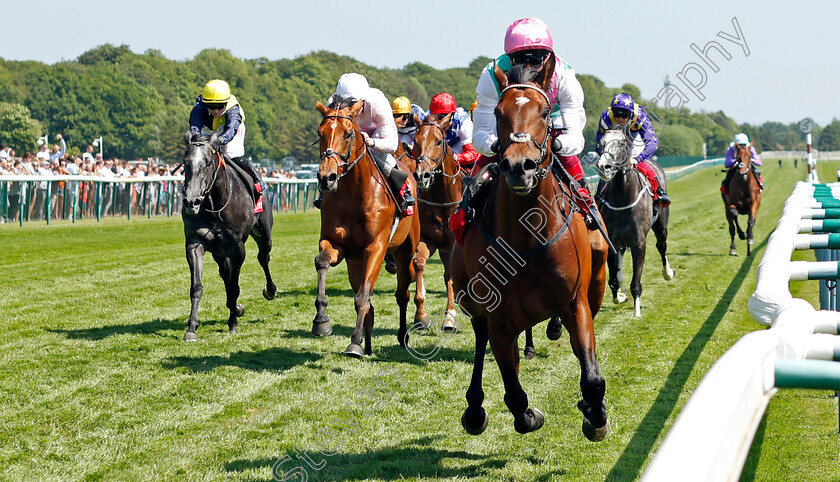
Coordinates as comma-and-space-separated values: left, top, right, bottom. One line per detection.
506, 64, 540, 85
328, 94, 360, 111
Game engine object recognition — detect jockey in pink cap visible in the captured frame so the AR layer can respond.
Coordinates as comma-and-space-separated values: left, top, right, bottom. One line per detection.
464, 17, 597, 232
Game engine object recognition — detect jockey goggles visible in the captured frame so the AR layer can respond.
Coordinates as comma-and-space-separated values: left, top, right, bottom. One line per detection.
509, 49, 550, 66
205, 103, 226, 111
613, 108, 632, 119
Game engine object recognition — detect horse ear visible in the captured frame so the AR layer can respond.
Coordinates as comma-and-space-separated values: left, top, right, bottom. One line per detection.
184, 131, 193, 147
440, 112, 454, 132
493, 61, 508, 90
347, 100, 364, 118
412, 113, 423, 126
316, 101, 329, 117
209, 130, 222, 150
535, 52, 555, 92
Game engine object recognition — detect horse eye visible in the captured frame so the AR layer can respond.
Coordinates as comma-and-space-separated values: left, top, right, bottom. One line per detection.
494, 108, 501, 119
542, 109, 550, 119
437, 139, 443, 146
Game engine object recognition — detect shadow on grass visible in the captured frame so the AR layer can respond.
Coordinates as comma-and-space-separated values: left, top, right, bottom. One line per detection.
162, 347, 321, 373
739, 409, 768, 481
50, 318, 216, 340
225, 436, 506, 481
673, 251, 731, 257
605, 234, 769, 481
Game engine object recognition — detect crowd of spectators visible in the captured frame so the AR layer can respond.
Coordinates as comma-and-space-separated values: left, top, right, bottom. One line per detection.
0, 138, 318, 223
0, 138, 182, 223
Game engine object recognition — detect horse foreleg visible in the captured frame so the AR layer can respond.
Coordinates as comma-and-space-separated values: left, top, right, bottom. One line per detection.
725, 205, 738, 256
490, 322, 544, 434
393, 241, 416, 350
346, 246, 385, 357
462, 315, 490, 435
731, 206, 746, 240
184, 242, 205, 341
747, 205, 758, 256
608, 249, 627, 304
216, 247, 245, 333
412, 242, 431, 330
313, 240, 342, 337
561, 297, 609, 441
630, 243, 646, 317
439, 249, 459, 333
253, 213, 277, 300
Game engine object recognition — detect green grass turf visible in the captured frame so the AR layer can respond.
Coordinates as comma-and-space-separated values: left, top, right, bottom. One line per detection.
0, 159, 837, 481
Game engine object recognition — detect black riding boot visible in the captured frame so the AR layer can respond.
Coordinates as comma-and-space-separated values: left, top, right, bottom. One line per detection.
231, 156, 266, 194
721, 169, 735, 194
388, 168, 415, 211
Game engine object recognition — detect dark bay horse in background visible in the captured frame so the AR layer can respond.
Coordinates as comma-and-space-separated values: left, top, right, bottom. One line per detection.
181, 131, 276, 341
453, 59, 610, 440
313, 98, 420, 358
411, 115, 463, 332
723, 143, 761, 256
596, 129, 675, 317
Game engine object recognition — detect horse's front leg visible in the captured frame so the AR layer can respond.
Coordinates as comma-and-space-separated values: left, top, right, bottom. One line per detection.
412, 241, 431, 329
608, 248, 627, 304
313, 239, 343, 337
462, 315, 490, 435
652, 207, 675, 280
747, 206, 758, 256
216, 244, 245, 333
184, 242, 205, 341
725, 202, 738, 255
439, 249, 459, 332
253, 211, 277, 300
345, 245, 385, 357
561, 295, 609, 441
393, 240, 418, 349
490, 321, 544, 434
629, 242, 646, 317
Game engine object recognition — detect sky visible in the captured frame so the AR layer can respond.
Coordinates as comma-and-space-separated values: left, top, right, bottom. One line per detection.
2, 0, 837, 128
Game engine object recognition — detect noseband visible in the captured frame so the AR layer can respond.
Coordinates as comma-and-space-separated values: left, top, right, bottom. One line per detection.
320, 115, 367, 178
415, 122, 460, 181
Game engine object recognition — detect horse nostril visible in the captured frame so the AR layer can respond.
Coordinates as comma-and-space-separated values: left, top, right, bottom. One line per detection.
522, 159, 538, 173
499, 158, 512, 173
328, 173, 337, 183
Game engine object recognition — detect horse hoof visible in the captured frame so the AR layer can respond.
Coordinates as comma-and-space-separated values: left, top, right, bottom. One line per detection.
442, 311, 458, 333
662, 267, 675, 280
263, 287, 277, 300
343, 343, 365, 358
183, 331, 198, 342
524, 346, 536, 359
235, 304, 245, 317
461, 408, 489, 435
582, 417, 611, 442
546, 317, 563, 341
729, 249, 737, 256
413, 317, 431, 330
613, 292, 628, 304
748, 238, 754, 245
514, 408, 545, 434
312, 319, 333, 337
228, 324, 237, 333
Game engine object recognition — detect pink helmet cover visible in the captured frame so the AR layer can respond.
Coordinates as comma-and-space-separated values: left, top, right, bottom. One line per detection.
504, 17, 553, 54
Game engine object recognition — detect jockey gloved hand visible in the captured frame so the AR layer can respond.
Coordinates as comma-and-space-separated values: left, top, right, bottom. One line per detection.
490, 139, 500, 154
550, 129, 563, 153
631, 158, 639, 166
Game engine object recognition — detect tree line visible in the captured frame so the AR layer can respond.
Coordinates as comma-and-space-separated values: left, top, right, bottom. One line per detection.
0, 44, 836, 162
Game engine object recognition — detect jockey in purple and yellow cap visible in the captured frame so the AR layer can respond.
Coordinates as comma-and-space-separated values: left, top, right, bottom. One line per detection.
595, 93, 670, 206
464, 17, 596, 230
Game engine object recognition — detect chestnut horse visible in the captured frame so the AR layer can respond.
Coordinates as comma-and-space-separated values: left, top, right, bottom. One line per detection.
411, 116, 463, 332
722, 143, 761, 256
452, 60, 610, 440
313, 98, 421, 357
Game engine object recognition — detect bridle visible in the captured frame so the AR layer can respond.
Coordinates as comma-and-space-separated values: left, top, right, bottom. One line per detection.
497, 83, 552, 182
186, 141, 231, 215
415, 121, 461, 182
319, 115, 367, 178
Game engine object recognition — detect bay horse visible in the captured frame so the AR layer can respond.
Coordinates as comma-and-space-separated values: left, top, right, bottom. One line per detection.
313, 97, 421, 357
411, 115, 463, 333
722, 143, 761, 256
596, 129, 675, 317
452, 59, 610, 440
181, 131, 276, 341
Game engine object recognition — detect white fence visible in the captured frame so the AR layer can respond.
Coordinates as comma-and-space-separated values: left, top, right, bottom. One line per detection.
643, 180, 840, 481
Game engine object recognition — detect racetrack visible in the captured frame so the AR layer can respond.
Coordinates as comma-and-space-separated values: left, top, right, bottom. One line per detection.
1, 160, 837, 481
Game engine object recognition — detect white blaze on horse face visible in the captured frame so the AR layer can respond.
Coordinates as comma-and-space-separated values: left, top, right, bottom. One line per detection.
515, 96, 530, 107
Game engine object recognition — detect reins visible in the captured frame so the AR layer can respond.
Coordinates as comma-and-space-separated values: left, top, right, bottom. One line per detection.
320, 115, 367, 178
186, 141, 232, 217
